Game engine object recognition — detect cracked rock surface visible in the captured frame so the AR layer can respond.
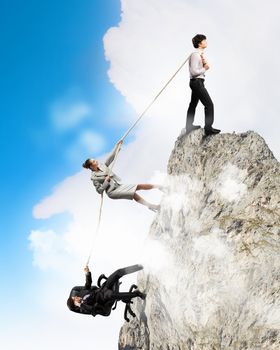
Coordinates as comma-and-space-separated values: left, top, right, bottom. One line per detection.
119, 130, 280, 350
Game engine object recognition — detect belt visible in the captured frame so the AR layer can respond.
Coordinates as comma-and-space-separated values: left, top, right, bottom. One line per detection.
190, 78, 205, 81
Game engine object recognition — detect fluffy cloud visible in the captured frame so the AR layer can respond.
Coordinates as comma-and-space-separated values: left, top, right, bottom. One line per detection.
216, 163, 247, 202
49, 91, 107, 162
28, 229, 70, 270
66, 130, 106, 164
51, 100, 92, 131
104, 0, 280, 158
26, 1, 280, 349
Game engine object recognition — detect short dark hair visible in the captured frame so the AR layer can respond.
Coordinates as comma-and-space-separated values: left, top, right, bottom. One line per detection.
67, 296, 75, 310
82, 159, 91, 169
67, 297, 80, 313
192, 34, 206, 48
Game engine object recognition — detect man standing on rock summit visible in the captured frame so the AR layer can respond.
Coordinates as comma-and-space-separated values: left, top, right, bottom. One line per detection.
186, 34, 220, 136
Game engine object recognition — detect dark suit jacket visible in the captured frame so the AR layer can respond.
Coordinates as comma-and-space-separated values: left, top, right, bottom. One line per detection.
69, 272, 98, 314
69, 272, 116, 317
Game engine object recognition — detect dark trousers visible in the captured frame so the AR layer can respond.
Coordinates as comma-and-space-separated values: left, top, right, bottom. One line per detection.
98, 264, 143, 303
85, 264, 143, 316
186, 78, 214, 129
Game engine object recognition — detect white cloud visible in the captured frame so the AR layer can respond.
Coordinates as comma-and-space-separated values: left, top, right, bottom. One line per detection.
104, 0, 280, 159
28, 229, 75, 270
22, 1, 280, 349
79, 130, 105, 153
193, 230, 228, 259
51, 100, 92, 131
66, 130, 106, 163
216, 163, 247, 202
49, 93, 106, 162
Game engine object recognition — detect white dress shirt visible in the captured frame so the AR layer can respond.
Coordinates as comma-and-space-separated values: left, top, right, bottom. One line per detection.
189, 48, 207, 79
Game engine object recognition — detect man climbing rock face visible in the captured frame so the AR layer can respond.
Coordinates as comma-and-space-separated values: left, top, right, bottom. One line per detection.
67, 264, 146, 321
82, 139, 163, 212
186, 34, 221, 136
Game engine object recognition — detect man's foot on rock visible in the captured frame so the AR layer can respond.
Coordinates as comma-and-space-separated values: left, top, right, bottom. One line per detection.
178, 128, 186, 138
135, 290, 146, 300
204, 127, 221, 136
186, 124, 201, 134
211, 127, 221, 133
157, 185, 169, 193
148, 204, 160, 212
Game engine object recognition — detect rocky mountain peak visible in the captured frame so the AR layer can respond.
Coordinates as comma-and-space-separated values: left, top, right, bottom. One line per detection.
119, 130, 280, 350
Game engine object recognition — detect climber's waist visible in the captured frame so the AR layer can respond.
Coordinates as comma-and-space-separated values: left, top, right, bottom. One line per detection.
190, 78, 205, 82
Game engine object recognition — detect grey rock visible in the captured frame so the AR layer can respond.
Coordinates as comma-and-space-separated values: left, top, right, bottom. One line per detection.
119, 130, 280, 350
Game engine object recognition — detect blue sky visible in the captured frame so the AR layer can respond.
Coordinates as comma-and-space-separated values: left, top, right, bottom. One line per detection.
2, 1, 280, 348
0, 0, 130, 306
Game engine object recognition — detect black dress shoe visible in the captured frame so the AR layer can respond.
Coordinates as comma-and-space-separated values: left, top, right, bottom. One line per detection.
135, 290, 146, 300
211, 127, 221, 133
204, 127, 221, 136
185, 124, 201, 134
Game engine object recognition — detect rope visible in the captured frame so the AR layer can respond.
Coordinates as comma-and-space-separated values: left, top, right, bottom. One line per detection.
120, 53, 192, 142
86, 192, 104, 266
85, 53, 192, 265
85, 144, 122, 265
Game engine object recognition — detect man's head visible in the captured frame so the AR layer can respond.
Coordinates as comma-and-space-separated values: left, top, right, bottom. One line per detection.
67, 296, 82, 312
192, 34, 207, 49
82, 158, 98, 171
72, 296, 82, 306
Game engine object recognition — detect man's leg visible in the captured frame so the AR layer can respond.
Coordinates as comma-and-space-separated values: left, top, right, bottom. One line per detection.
186, 85, 199, 129
99, 288, 145, 316
105, 264, 143, 289
112, 290, 146, 303
194, 80, 214, 129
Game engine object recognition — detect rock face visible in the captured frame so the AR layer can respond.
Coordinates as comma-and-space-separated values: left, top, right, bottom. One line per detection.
118, 130, 280, 350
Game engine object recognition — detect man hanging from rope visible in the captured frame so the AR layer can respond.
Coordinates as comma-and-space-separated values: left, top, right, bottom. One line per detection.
186, 34, 221, 136
67, 264, 146, 321
83, 140, 162, 212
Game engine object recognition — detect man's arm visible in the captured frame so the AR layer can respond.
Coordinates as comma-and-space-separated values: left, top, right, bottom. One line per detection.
84, 266, 92, 289
91, 303, 111, 317
189, 53, 206, 77
79, 303, 93, 314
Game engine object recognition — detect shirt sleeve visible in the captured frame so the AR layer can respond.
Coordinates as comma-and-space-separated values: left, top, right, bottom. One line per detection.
189, 53, 206, 77
92, 177, 110, 194
105, 144, 119, 167
85, 272, 92, 289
